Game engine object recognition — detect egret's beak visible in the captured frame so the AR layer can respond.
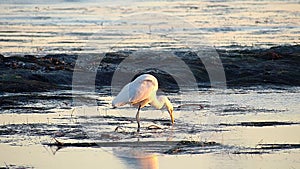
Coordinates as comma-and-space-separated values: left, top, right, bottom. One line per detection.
168, 109, 174, 124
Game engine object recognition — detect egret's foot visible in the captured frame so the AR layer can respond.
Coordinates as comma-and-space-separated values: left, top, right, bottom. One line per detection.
147, 124, 162, 130
137, 121, 141, 132
114, 126, 125, 132
53, 137, 64, 146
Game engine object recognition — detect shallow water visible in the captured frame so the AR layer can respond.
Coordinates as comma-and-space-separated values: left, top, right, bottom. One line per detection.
0, 0, 299, 55
0, 87, 299, 168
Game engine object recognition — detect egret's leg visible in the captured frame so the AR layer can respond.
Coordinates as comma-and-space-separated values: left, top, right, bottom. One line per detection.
136, 105, 141, 132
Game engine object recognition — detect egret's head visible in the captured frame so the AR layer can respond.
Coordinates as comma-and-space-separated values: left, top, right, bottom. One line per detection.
164, 96, 174, 124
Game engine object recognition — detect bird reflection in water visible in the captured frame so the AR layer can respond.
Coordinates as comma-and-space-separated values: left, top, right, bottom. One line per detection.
114, 149, 159, 169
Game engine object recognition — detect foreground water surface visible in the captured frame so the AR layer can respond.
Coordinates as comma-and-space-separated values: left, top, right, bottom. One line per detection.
0, 87, 299, 168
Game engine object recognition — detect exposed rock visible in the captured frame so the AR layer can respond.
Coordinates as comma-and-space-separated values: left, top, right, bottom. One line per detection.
0, 45, 299, 93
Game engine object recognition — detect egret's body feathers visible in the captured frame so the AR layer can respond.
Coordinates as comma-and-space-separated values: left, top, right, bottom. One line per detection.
112, 74, 158, 108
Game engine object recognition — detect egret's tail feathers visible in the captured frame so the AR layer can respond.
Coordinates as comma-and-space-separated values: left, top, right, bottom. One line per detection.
112, 99, 127, 107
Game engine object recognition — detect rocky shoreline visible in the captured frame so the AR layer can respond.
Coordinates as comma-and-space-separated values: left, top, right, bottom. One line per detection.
0, 45, 299, 93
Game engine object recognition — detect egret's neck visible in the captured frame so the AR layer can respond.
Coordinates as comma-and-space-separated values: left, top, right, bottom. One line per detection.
151, 95, 174, 124
151, 95, 166, 109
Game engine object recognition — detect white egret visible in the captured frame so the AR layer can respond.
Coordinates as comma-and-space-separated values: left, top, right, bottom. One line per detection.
112, 74, 174, 131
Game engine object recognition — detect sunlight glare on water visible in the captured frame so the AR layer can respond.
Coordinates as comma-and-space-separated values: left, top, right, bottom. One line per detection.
0, 0, 299, 54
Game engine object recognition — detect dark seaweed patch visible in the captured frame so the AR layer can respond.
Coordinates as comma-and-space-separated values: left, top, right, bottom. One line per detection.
220, 121, 299, 127
0, 93, 73, 113
101, 115, 134, 122
46, 141, 99, 148
232, 150, 268, 155
45, 140, 222, 155
1, 45, 300, 94
222, 107, 284, 113
0, 164, 34, 169
164, 141, 221, 155
0, 123, 88, 139
232, 143, 300, 154
257, 144, 300, 150
217, 106, 286, 116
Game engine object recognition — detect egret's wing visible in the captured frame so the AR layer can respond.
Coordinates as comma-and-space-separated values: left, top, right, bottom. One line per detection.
112, 74, 158, 107
129, 79, 156, 105
112, 83, 131, 107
